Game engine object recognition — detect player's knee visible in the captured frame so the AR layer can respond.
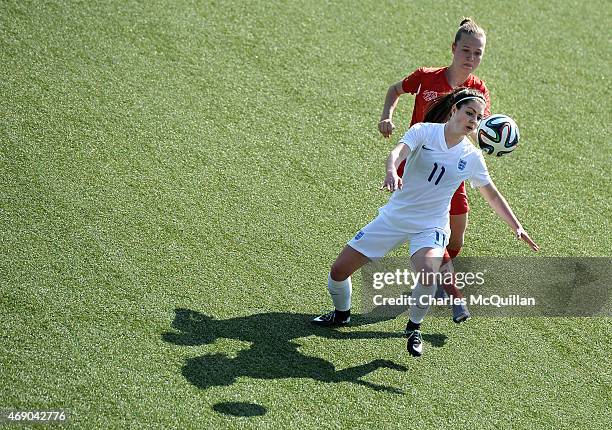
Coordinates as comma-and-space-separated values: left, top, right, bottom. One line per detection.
447, 246, 462, 259
448, 235, 464, 251
330, 262, 350, 282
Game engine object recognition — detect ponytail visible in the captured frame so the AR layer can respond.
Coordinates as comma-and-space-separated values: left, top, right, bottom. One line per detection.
454, 17, 486, 43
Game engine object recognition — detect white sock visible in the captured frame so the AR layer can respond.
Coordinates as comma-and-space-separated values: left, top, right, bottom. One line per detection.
328, 273, 352, 312
409, 282, 435, 324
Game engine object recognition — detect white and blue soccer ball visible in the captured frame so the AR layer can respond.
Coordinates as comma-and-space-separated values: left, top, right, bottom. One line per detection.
477, 114, 520, 156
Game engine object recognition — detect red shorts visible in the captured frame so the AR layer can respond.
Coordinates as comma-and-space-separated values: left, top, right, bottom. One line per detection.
397, 159, 470, 215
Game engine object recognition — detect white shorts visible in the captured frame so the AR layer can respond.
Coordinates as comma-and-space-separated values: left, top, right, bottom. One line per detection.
348, 214, 449, 258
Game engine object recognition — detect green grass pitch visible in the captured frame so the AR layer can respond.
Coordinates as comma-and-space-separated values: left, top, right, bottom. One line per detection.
1, 0, 610, 428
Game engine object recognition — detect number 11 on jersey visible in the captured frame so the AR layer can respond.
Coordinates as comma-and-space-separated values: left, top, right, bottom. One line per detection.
428, 163, 445, 185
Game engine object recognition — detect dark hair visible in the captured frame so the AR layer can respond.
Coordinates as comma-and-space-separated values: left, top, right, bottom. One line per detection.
423, 88, 486, 123
454, 17, 486, 43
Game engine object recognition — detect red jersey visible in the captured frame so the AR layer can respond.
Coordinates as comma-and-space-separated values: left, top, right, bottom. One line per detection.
402, 67, 491, 126
398, 67, 491, 217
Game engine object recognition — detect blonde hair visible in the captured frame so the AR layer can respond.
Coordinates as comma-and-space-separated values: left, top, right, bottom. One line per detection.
454, 17, 486, 43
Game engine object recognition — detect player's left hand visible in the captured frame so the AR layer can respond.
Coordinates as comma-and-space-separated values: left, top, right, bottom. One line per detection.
516, 228, 539, 252
380, 171, 402, 192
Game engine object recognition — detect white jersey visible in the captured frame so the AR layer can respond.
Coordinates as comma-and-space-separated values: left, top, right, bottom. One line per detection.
379, 122, 491, 233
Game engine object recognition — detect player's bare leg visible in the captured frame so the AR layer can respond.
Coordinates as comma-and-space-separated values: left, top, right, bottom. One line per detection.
313, 246, 370, 326
448, 212, 468, 255
441, 212, 470, 322
405, 247, 443, 356
329, 245, 370, 282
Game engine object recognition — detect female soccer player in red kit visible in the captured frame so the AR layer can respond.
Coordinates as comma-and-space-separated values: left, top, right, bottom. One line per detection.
378, 18, 489, 322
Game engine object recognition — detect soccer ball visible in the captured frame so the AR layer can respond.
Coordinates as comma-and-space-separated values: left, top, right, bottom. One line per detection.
477, 114, 520, 156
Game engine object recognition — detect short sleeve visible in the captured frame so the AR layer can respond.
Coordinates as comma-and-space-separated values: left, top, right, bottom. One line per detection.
399, 122, 427, 152
402, 68, 424, 94
469, 152, 492, 188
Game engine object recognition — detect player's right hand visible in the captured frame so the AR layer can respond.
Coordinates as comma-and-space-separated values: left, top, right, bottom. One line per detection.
380, 171, 402, 192
516, 228, 540, 252
378, 119, 395, 138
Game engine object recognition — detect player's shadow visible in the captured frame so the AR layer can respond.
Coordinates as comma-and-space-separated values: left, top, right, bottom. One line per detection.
162, 308, 447, 395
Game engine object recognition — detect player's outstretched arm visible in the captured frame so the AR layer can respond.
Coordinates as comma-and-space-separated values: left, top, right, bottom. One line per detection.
477, 182, 540, 252
378, 81, 406, 138
380, 143, 410, 192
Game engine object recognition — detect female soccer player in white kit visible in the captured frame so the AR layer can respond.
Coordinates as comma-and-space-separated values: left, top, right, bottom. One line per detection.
313, 88, 539, 357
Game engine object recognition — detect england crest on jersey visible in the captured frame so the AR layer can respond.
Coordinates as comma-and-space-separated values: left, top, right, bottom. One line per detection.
458, 159, 467, 171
